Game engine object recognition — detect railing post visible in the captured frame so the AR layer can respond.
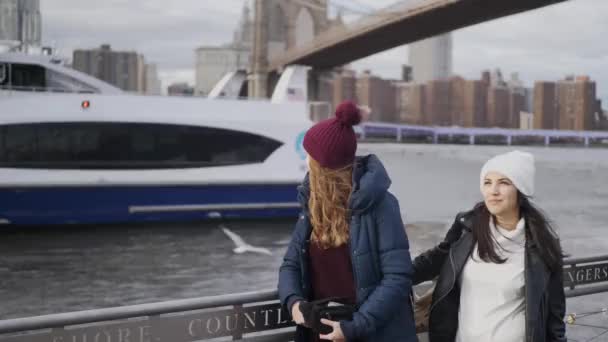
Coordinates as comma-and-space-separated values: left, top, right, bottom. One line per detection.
232, 304, 243, 340
397, 127, 402, 142
148, 314, 160, 341
1, 259, 607, 342
569, 263, 577, 290
51, 327, 65, 335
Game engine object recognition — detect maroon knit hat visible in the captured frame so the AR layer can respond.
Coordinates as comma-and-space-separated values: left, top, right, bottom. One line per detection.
303, 101, 362, 169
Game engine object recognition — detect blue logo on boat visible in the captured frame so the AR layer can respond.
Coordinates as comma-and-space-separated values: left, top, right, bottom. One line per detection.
295, 130, 307, 160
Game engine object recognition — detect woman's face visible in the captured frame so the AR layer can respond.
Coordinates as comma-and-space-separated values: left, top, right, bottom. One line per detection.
482, 171, 519, 216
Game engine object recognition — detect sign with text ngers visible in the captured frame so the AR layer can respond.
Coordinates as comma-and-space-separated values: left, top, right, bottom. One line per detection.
563, 262, 608, 287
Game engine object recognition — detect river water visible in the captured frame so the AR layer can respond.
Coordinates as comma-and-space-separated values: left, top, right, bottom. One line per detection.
1, 143, 607, 340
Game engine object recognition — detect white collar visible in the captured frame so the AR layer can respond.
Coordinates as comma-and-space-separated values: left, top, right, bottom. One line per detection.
490, 216, 526, 242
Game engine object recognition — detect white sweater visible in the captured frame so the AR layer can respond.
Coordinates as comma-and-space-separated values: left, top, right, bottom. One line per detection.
456, 217, 526, 342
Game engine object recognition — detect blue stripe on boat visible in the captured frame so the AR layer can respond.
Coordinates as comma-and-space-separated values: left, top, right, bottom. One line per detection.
0, 183, 301, 225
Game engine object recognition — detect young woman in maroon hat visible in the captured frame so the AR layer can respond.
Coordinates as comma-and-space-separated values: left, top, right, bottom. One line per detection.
278, 101, 417, 342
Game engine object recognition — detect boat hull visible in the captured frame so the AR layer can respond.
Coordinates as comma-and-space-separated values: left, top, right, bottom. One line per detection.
0, 183, 301, 225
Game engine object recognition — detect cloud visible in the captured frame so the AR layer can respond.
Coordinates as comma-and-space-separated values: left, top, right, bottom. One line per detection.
40, 0, 608, 103
453, 0, 608, 101
42, 0, 246, 70
352, 0, 608, 103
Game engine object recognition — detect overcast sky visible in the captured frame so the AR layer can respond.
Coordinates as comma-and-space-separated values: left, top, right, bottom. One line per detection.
41, 0, 608, 104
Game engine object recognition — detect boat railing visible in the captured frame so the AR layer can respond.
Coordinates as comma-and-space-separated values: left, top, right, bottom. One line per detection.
356, 122, 608, 147
0, 254, 607, 341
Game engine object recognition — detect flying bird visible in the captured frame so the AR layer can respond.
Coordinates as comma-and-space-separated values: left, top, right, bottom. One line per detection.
221, 225, 273, 256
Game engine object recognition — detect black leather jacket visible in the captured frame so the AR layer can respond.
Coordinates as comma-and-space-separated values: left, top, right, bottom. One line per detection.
413, 209, 566, 342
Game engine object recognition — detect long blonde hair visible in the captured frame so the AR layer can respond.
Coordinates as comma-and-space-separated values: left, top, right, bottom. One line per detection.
308, 157, 353, 249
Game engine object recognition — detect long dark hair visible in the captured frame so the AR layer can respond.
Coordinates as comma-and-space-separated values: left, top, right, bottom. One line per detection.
472, 193, 564, 272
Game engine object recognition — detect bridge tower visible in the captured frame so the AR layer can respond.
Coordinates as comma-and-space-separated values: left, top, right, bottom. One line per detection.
249, 0, 330, 99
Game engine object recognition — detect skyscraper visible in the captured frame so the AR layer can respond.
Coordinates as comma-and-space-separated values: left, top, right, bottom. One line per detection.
144, 63, 162, 95
195, 3, 252, 96
395, 83, 426, 125
408, 33, 452, 83
556, 76, 598, 131
533, 82, 558, 129
356, 71, 397, 123
73, 44, 144, 92
424, 80, 451, 125
0, 1, 19, 44
0, 0, 41, 51
487, 87, 509, 128
463, 80, 487, 127
333, 69, 357, 110
450, 76, 466, 126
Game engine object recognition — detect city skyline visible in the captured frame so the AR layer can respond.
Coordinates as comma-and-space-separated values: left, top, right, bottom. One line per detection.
326, 68, 604, 131
408, 33, 453, 83
39, 0, 608, 102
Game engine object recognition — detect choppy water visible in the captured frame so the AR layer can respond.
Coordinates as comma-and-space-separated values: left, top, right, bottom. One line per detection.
1, 143, 607, 340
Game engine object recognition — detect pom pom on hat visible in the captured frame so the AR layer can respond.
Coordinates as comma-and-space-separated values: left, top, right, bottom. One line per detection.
335, 101, 362, 126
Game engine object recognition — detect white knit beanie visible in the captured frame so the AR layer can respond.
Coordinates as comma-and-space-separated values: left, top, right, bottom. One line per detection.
480, 150, 535, 197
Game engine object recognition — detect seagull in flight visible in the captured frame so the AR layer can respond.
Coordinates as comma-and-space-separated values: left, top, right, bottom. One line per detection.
221, 225, 273, 256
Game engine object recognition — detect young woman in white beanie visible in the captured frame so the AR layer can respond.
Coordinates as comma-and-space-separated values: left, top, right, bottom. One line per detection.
412, 150, 566, 342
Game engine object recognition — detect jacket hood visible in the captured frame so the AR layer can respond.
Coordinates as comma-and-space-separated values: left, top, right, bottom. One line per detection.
297, 154, 391, 215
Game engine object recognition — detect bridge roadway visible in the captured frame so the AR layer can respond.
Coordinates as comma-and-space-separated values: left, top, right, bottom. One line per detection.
270, 0, 568, 71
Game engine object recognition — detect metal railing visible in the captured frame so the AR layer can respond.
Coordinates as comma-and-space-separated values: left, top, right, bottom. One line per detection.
0, 254, 607, 341
563, 254, 608, 297
358, 122, 608, 146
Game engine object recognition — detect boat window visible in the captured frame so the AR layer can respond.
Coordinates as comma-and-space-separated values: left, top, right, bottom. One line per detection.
0, 63, 6, 85
37, 125, 71, 161
0, 122, 283, 169
70, 124, 101, 161
4, 125, 38, 162
131, 126, 158, 160
153, 125, 187, 162
46, 69, 99, 93
9, 63, 46, 91
0, 127, 4, 162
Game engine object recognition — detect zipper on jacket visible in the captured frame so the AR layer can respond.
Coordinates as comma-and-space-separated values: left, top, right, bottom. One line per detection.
430, 246, 457, 312
301, 213, 311, 296
429, 222, 471, 313
525, 245, 532, 342
348, 215, 363, 302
